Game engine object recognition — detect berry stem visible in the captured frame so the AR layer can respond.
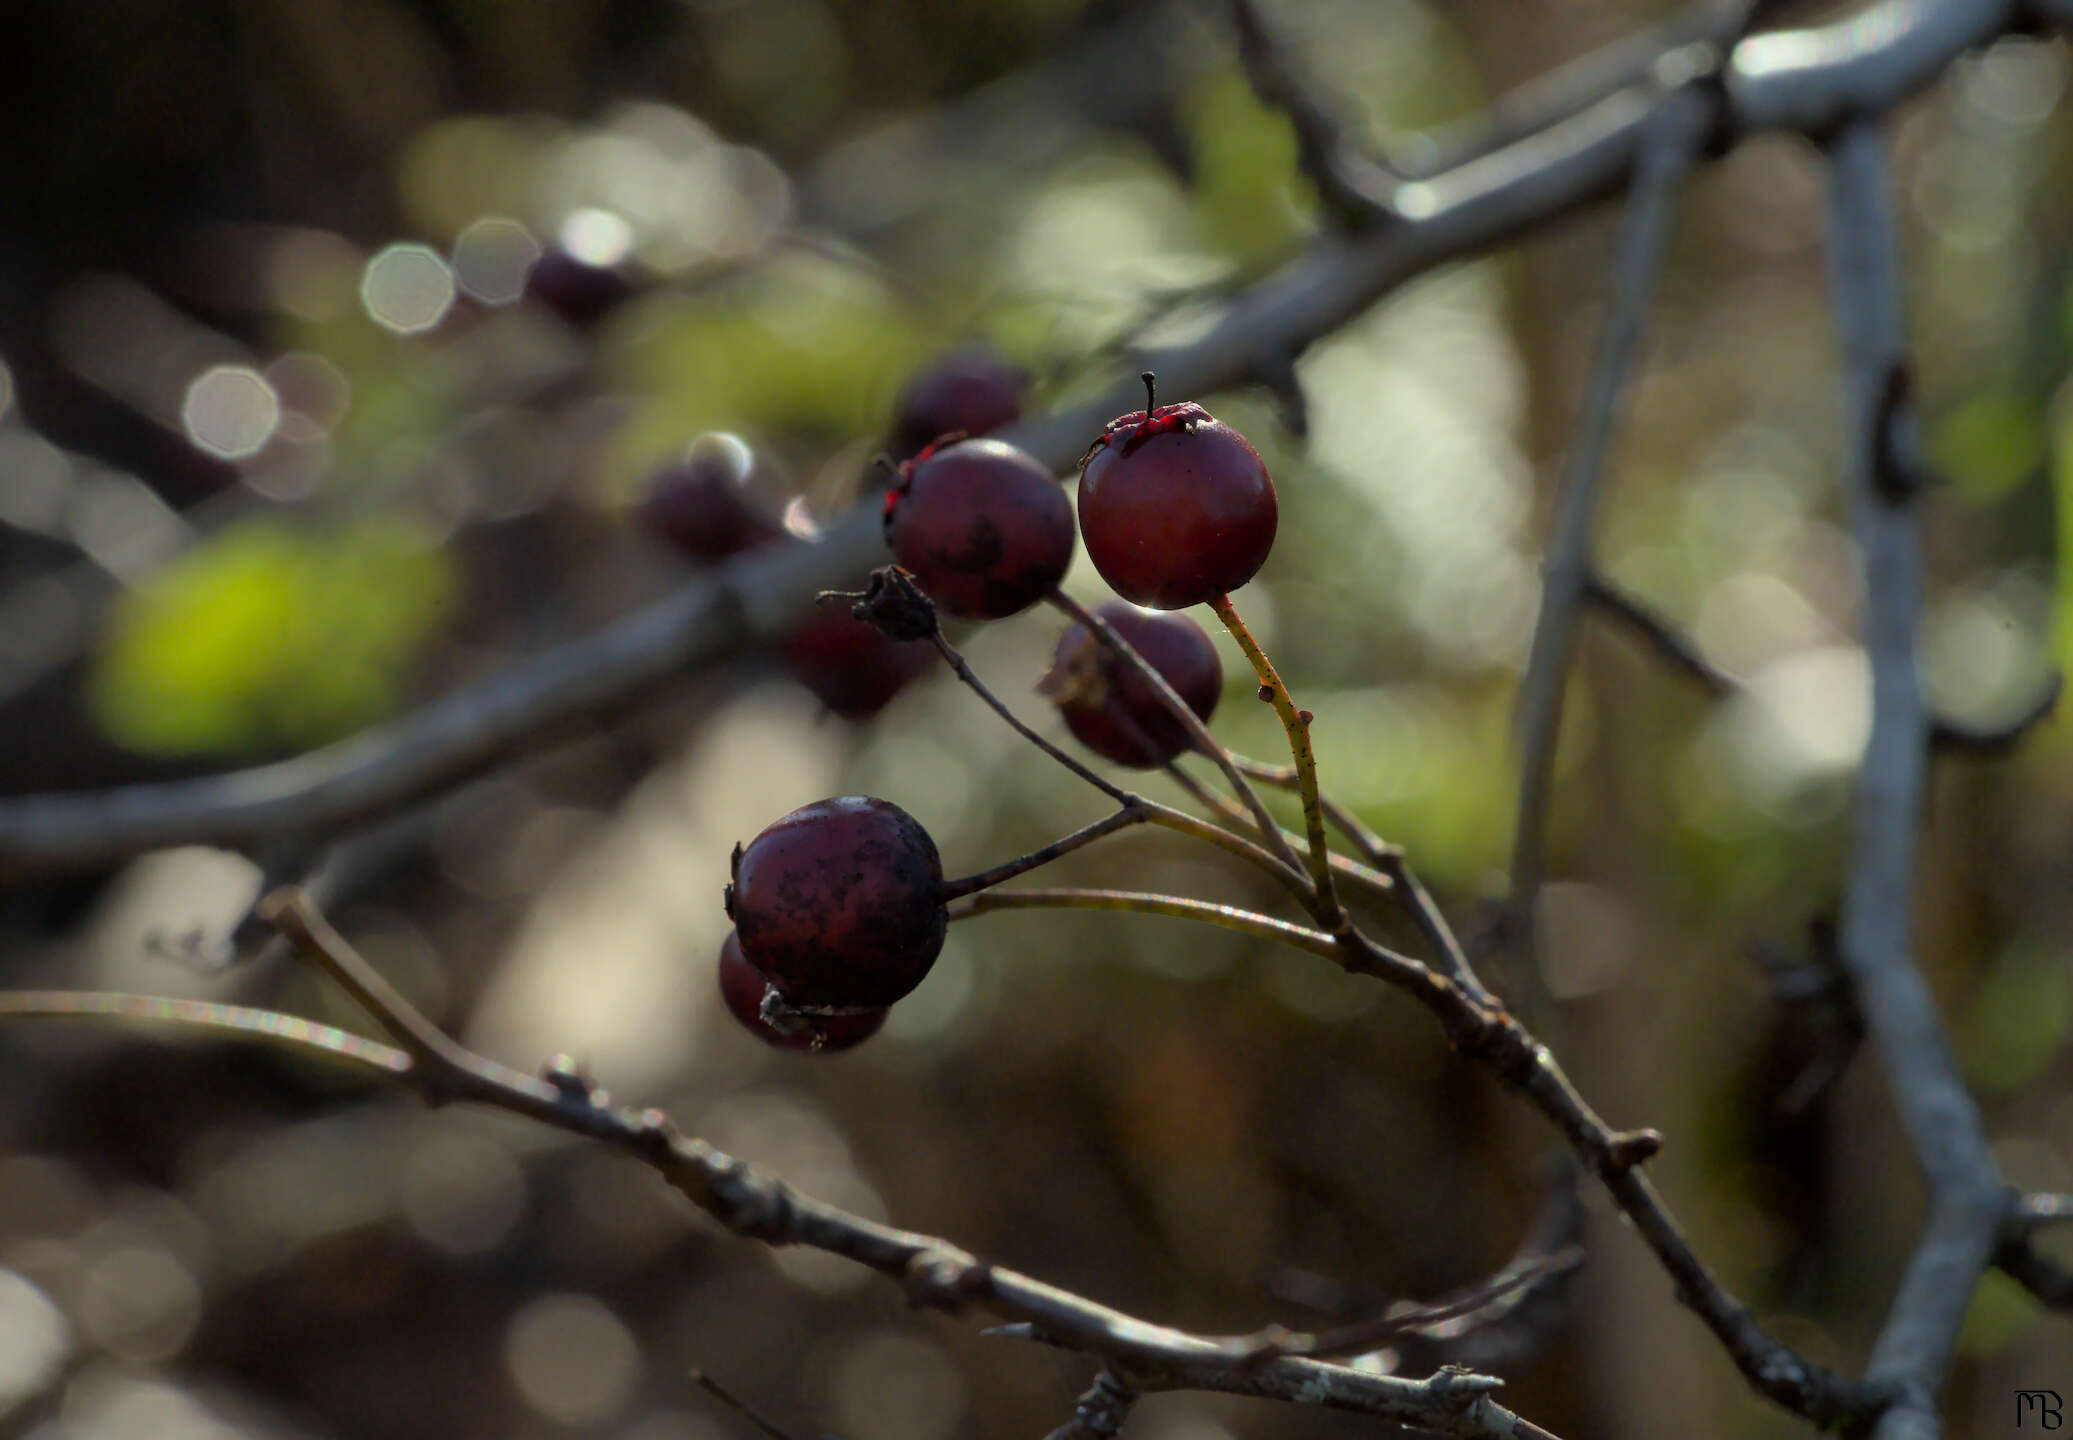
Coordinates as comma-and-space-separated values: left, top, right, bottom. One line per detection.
930, 631, 1131, 805
939, 803, 1148, 901
947, 886, 1341, 962
1161, 760, 1397, 902
1046, 590, 1306, 885
1207, 594, 1342, 923
1227, 754, 1494, 1003
1140, 370, 1158, 414
928, 625, 1312, 901
1227, 754, 1394, 866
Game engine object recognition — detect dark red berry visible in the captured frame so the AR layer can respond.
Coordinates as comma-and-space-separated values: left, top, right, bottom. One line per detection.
642, 433, 784, 562
1042, 602, 1222, 767
780, 605, 931, 719
717, 930, 887, 1052
730, 796, 947, 1008
523, 246, 636, 328
1076, 377, 1276, 610
884, 437, 1074, 619
891, 343, 1029, 461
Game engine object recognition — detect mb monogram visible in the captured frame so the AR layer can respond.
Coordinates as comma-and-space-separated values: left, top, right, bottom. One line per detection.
2018, 1390, 2064, 1429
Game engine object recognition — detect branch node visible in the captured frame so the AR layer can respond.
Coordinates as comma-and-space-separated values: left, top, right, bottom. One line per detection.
903, 1247, 991, 1311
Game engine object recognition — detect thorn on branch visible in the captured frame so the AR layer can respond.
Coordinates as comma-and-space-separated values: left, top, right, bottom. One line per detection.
1605, 1129, 1664, 1169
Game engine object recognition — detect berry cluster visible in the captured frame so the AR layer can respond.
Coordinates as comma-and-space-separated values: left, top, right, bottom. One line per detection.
717, 370, 1278, 1051
638, 346, 1031, 719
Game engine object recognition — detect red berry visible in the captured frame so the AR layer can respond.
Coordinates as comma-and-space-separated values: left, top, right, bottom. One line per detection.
641, 433, 784, 562
780, 605, 931, 719
1043, 602, 1222, 767
891, 343, 1029, 461
717, 930, 887, 1052
523, 246, 636, 328
884, 437, 1074, 620
1076, 378, 1276, 610
727, 796, 947, 1008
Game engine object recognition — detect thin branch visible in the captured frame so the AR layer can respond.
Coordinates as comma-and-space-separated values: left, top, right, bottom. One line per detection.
689, 1370, 807, 1440
1224, 0, 1397, 226
931, 630, 1130, 805
1048, 590, 1305, 884
1227, 754, 1397, 867
1510, 87, 1709, 913
1997, 1194, 2073, 1310
1042, 1367, 1138, 1440
1824, 119, 2008, 1438
1162, 759, 1398, 904
1223, 1248, 1584, 1364
928, 620, 1313, 900
1586, 571, 2063, 753
0, 990, 410, 1081
1208, 593, 1343, 924
949, 887, 1345, 963
1581, 573, 1741, 699
940, 804, 1150, 900
244, 890, 1562, 1439
1225, 754, 1495, 1004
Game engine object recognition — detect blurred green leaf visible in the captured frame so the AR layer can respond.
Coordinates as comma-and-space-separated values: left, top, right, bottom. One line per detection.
1180, 67, 1312, 268
1958, 937, 2071, 1092
1957, 1268, 2036, 1356
609, 252, 933, 489
1932, 390, 2044, 501
92, 518, 454, 757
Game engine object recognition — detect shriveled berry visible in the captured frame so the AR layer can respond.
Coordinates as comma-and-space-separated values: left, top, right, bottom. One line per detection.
1042, 602, 1222, 767
891, 343, 1029, 461
884, 438, 1074, 620
717, 930, 888, 1052
1077, 378, 1276, 610
730, 796, 946, 1007
781, 605, 931, 719
642, 433, 784, 562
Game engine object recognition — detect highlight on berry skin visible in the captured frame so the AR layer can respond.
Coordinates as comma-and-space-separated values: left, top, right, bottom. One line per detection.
641, 432, 785, 563
883, 436, 1076, 620
1076, 373, 1277, 611
728, 795, 948, 1009
1042, 601, 1222, 768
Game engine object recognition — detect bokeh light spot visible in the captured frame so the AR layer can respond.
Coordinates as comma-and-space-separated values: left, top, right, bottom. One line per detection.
504, 1293, 642, 1426
0, 1268, 69, 1411
559, 207, 634, 268
180, 366, 280, 460
454, 217, 542, 305
361, 243, 457, 334
77, 1247, 201, 1362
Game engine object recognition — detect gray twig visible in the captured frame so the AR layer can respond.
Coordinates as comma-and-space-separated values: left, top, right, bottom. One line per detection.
1824, 118, 2009, 1440
1223, 0, 1397, 226
1510, 86, 1708, 916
